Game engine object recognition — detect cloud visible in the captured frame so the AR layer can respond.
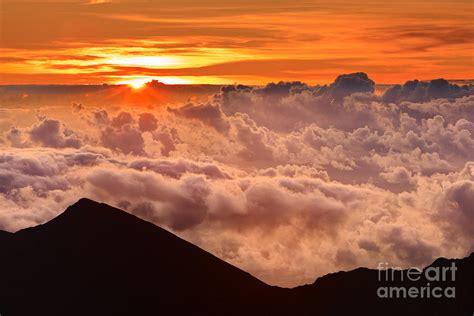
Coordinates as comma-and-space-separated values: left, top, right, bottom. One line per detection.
382, 78, 474, 103
101, 125, 144, 155
326, 72, 375, 100
380, 166, 416, 186
90, 109, 110, 126
110, 111, 134, 128
216, 73, 387, 133
151, 128, 180, 156
1, 74, 474, 287
169, 103, 230, 133
99, 111, 160, 155
5, 127, 29, 148
127, 158, 230, 179
29, 118, 82, 148
438, 180, 474, 238
138, 113, 158, 132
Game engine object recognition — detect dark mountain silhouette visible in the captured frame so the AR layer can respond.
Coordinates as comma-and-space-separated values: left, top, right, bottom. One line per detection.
0, 198, 472, 315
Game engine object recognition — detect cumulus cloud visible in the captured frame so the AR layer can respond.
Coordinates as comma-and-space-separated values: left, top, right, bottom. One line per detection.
110, 111, 134, 128
5, 127, 29, 148
151, 128, 180, 156
91, 109, 110, 126
437, 180, 474, 238
101, 125, 145, 155
326, 72, 375, 100
138, 113, 158, 132
169, 102, 230, 133
1, 73, 473, 287
382, 78, 474, 103
29, 118, 82, 148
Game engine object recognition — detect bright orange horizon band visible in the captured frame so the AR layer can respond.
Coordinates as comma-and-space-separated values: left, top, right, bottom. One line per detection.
0, 0, 473, 85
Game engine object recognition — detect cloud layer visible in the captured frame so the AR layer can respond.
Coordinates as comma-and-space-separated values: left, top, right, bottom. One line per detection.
1, 73, 474, 287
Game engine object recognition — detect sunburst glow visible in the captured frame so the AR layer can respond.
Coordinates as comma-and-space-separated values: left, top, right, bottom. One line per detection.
118, 77, 192, 87
125, 79, 147, 89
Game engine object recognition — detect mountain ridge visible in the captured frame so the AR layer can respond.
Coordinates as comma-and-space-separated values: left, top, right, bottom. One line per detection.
0, 198, 473, 315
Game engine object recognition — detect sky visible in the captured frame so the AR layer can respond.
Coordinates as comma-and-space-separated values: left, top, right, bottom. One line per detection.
1, 0, 473, 85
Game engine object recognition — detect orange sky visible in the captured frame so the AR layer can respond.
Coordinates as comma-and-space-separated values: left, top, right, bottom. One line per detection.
0, 0, 473, 85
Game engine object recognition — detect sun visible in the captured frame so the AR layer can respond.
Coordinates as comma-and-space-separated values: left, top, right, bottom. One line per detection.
128, 79, 146, 89
117, 78, 151, 89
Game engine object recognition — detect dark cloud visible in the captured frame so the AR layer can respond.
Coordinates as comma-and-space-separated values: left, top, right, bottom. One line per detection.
258, 81, 309, 98
111, 111, 134, 128
101, 125, 144, 155
138, 113, 158, 132
151, 128, 180, 157
220, 84, 252, 93
29, 118, 82, 148
169, 102, 231, 133
382, 78, 473, 103
91, 109, 110, 126
326, 72, 375, 100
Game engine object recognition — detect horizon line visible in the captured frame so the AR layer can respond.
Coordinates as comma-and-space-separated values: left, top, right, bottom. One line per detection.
1, 78, 474, 87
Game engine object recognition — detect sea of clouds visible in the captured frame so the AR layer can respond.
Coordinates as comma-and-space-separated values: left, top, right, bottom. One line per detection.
1, 73, 473, 287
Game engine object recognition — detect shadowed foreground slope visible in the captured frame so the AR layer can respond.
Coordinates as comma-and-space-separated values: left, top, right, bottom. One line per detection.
0, 199, 473, 315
